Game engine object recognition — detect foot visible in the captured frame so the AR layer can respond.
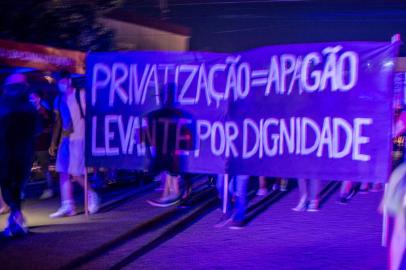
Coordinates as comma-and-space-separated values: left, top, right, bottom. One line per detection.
3, 212, 28, 238
338, 188, 356, 204
39, 189, 54, 200
229, 220, 245, 230
214, 214, 233, 228
0, 205, 11, 215
307, 200, 319, 212
292, 199, 307, 211
147, 196, 180, 207
256, 188, 268, 196
49, 205, 76, 219
88, 191, 100, 214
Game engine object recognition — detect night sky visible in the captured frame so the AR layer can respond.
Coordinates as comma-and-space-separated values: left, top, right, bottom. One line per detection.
124, 1, 406, 55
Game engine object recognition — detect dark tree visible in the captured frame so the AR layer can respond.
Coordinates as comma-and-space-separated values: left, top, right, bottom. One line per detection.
0, 0, 123, 51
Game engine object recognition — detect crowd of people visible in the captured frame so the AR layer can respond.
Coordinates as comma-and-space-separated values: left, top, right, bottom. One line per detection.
0, 71, 100, 237
0, 71, 404, 269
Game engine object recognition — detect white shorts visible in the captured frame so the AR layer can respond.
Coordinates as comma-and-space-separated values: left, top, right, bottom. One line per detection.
56, 137, 85, 177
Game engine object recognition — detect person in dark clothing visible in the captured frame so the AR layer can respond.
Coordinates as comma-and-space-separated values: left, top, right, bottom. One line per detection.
145, 83, 196, 207
0, 74, 40, 237
29, 89, 54, 199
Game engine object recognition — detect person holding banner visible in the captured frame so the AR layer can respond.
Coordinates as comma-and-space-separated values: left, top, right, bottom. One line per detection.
49, 71, 99, 218
215, 175, 249, 229
292, 179, 320, 212
144, 83, 196, 207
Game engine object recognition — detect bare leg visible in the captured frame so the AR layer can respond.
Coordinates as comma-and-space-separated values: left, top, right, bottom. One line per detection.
307, 179, 320, 211
293, 179, 308, 211
162, 173, 172, 198
309, 179, 320, 201
73, 175, 95, 193
297, 178, 308, 200
280, 178, 288, 191
59, 172, 73, 204
170, 175, 180, 197
259, 176, 267, 190
340, 181, 353, 196
0, 189, 7, 207
257, 176, 268, 195
72, 175, 99, 214
0, 189, 10, 214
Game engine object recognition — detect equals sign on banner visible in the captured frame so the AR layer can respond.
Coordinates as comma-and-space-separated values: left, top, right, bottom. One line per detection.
251, 69, 269, 87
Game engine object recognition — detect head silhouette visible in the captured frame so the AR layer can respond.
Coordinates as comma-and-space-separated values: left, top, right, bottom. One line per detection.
3, 73, 28, 95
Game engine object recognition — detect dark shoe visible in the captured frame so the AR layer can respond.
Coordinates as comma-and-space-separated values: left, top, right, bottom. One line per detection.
340, 188, 356, 202
177, 199, 191, 209
214, 214, 233, 228
229, 220, 245, 230
336, 196, 350, 205
347, 188, 357, 199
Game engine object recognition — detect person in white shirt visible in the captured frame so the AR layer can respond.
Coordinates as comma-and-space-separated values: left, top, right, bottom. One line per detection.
49, 71, 99, 218
383, 109, 406, 270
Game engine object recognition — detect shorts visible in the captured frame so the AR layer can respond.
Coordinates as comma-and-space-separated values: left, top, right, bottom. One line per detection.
56, 137, 85, 177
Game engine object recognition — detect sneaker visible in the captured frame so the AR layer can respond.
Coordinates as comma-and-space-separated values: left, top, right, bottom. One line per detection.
3, 212, 28, 238
49, 205, 76, 219
292, 199, 307, 212
147, 196, 181, 207
307, 200, 319, 212
214, 214, 233, 228
39, 189, 54, 200
256, 188, 268, 196
229, 220, 245, 230
0, 205, 10, 215
88, 191, 100, 214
